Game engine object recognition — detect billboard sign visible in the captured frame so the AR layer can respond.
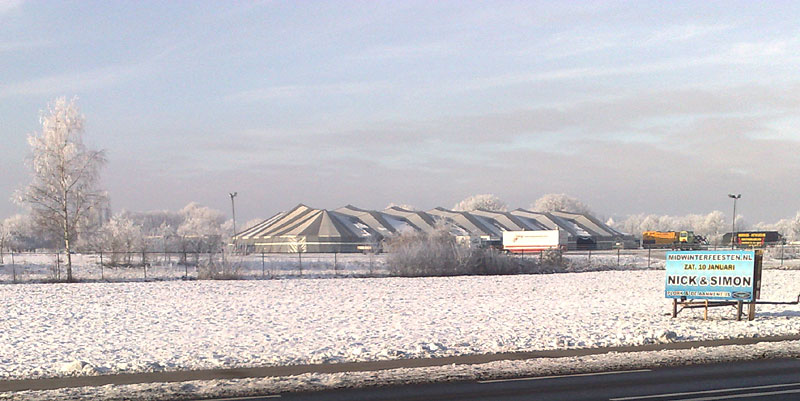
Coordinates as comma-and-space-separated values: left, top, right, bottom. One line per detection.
665, 250, 756, 301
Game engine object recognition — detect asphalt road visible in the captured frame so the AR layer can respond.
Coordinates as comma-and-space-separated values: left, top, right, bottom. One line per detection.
210, 358, 800, 401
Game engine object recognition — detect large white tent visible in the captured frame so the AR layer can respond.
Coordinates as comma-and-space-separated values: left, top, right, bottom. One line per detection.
233, 203, 636, 253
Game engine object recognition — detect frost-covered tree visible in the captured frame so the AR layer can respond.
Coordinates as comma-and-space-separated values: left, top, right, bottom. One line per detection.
613, 210, 733, 244
530, 193, 591, 214
2, 214, 49, 251
177, 202, 227, 254
94, 214, 143, 265
386, 202, 416, 210
755, 211, 800, 242
241, 218, 265, 232
453, 194, 507, 212
123, 209, 183, 235
14, 97, 107, 281
0, 219, 7, 264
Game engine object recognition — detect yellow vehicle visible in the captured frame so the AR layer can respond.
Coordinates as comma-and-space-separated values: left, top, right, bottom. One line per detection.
642, 231, 705, 250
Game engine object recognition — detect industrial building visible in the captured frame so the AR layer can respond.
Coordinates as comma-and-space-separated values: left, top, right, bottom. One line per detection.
232, 203, 637, 253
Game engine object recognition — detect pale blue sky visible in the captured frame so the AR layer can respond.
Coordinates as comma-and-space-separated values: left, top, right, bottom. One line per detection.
2, 0, 800, 223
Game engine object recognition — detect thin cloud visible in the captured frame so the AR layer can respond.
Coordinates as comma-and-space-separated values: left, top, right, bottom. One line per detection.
0, 39, 53, 53
0, 0, 24, 15
516, 23, 732, 61
645, 23, 733, 44
224, 81, 392, 103
459, 45, 800, 92
0, 62, 156, 98
209, 82, 800, 166
350, 41, 456, 61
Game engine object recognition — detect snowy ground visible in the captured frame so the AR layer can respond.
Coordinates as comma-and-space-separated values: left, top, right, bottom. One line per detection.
6, 340, 800, 401
2, 270, 800, 383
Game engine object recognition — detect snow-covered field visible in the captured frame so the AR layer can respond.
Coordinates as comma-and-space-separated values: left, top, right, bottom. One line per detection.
2, 270, 800, 382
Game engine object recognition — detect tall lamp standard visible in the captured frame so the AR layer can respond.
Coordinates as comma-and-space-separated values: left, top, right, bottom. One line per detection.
728, 193, 741, 249
229, 192, 238, 239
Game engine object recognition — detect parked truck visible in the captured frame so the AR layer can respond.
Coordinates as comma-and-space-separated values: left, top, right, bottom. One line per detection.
641, 230, 706, 250
503, 230, 568, 253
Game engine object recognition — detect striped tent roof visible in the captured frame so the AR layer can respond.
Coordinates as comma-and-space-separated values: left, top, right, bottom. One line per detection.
334, 205, 398, 237
233, 211, 286, 240
510, 209, 583, 238
381, 206, 438, 233
234, 204, 367, 241
427, 207, 498, 238
468, 209, 550, 232
233, 203, 637, 252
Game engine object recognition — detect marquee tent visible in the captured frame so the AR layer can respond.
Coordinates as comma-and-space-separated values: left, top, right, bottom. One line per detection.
233, 203, 638, 253
233, 204, 380, 253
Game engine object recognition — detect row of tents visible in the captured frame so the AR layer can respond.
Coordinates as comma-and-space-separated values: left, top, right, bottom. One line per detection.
232, 204, 638, 253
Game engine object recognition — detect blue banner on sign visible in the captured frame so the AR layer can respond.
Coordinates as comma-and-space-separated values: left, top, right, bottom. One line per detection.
664, 250, 755, 301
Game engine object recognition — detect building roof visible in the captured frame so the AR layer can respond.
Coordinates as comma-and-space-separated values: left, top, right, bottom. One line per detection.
233, 204, 632, 250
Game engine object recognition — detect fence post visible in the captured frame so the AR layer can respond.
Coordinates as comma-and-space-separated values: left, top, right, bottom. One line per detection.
298, 252, 302, 276
781, 243, 785, 268
100, 252, 104, 281
334, 252, 338, 276
648, 247, 651, 269
261, 252, 265, 278
143, 259, 147, 280
588, 249, 591, 265
617, 248, 620, 267
56, 252, 60, 281
11, 252, 16, 283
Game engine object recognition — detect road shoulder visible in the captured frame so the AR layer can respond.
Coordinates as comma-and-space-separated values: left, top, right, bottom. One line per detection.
4, 336, 800, 400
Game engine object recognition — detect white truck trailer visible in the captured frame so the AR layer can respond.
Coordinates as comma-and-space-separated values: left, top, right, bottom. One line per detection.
502, 230, 568, 253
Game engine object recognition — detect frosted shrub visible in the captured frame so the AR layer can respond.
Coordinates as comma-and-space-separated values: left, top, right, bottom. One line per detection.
197, 251, 242, 280
385, 229, 461, 276
540, 249, 569, 272
385, 229, 562, 276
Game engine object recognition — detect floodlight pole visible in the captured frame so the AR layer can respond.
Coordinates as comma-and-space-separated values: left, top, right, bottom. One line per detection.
728, 193, 741, 249
229, 192, 238, 237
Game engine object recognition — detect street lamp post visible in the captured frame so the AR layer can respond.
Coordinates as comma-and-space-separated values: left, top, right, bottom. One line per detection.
728, 193, 741, 249
229, 192, 238, 238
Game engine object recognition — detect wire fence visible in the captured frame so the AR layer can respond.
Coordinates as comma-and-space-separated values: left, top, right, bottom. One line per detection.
0, 251, 388, 283
1, 245, 799, 283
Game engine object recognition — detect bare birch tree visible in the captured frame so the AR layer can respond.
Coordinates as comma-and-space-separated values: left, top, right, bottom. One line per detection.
15, 97, 107, 281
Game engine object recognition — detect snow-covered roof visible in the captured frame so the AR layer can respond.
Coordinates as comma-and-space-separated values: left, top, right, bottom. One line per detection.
234, 203, 628, 251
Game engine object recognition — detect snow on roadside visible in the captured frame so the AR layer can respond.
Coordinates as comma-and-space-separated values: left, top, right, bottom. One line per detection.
5, 341, 800, 401
1, 270, 800, 381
